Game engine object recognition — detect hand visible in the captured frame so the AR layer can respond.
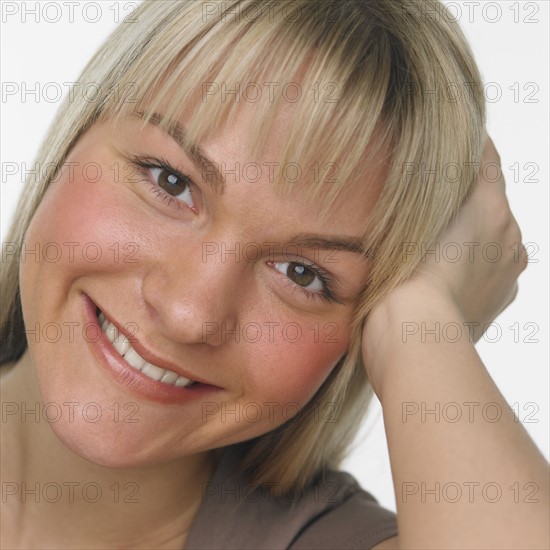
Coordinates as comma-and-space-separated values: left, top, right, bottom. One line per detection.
363, 136, 528, 393
403, 136, 527, 332
408, 138, 527, 332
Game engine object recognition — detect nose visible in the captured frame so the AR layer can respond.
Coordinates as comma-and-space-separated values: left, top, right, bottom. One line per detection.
141, 240, 242, 346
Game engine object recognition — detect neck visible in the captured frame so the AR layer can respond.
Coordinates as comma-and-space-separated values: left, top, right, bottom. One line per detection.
0, 350, 217, 549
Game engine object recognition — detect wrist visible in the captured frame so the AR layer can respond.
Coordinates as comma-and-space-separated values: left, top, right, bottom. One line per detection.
362, 281, 467, 396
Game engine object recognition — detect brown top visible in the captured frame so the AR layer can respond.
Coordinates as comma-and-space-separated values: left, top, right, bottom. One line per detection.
184, 443, 398, 549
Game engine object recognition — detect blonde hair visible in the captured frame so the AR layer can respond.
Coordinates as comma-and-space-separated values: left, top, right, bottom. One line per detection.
1, 0, 486, 490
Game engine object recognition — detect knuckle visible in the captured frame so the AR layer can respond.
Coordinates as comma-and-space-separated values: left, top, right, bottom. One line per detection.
508, 283, 519, 305
491, 196, 512, 228
519, 244, 529, 272
483, 137, 502, 166
507, 215, 523, 243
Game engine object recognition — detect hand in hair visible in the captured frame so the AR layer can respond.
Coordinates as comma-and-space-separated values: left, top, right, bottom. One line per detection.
363, 135, 528, 393
403, 136, 525, 339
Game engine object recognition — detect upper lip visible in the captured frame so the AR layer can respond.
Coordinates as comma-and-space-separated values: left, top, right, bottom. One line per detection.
96, 304, 219, 387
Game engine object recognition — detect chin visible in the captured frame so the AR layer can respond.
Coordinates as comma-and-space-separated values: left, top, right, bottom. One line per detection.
46, 417, 174, 469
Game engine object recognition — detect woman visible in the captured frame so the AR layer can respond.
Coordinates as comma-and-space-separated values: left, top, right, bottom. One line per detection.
1, 0, 548, 548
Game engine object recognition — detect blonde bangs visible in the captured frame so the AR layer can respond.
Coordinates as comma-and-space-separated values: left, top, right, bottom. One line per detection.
97, 0, 395, 221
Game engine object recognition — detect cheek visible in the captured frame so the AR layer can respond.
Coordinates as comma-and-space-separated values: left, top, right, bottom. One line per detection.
20, 157, 151, 312
18, 161, 146, 394
241, 318, 350, 408
218, 323, 350, 443
24, 170, 138, 271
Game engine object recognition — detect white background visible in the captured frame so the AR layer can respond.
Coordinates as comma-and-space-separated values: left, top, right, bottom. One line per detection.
1, 1, 548, 512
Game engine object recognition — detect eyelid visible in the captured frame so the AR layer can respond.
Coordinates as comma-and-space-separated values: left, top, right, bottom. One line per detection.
129, 155, 199, 213
131, 155, 195, 186
297, 260, 342, 305
270, 258, 343, 306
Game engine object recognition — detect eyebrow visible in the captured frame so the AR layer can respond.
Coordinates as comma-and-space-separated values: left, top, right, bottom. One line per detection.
132, 111, 225, 194
290, 234, 367, 256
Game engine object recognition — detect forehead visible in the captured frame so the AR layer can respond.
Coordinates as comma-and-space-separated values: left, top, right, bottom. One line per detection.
199, 98, 384, 221
120, 87, 384, 239
120, 62, 387, 230
100, 9, 393, 224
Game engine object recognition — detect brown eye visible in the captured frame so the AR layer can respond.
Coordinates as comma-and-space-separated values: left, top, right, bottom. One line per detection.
286, 262, 316, 287
148, 166, 194, 208
271, 261, 335, 303
157, 169, 191, 196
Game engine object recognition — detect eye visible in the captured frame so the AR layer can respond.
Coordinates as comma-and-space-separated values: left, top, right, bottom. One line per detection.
130, 156, 197, 212
149, 167, 193, 207
270, 261, 341, 304
274, 262, 324, 292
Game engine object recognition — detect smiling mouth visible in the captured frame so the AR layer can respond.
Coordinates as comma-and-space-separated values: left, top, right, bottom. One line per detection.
95, 308, 199, 388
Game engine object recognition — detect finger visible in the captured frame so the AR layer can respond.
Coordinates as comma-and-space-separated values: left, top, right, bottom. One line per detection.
480, 136, 506, 192
506, 282, 519, 308
516, 242, 529, 273
495, 282, 519, 319
484, 136, 502, 166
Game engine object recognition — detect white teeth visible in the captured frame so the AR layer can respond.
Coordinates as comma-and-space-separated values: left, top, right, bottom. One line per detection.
160, 371, 179, 384
141, 362, 165, 381
124, 347, 146, 371
97, 312, 196, 388
104, 322, 118, 344
113, 334, 131, 356
175, 376, 192, 387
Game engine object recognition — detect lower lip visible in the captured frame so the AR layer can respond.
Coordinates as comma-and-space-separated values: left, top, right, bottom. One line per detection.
81, 293, 222, 405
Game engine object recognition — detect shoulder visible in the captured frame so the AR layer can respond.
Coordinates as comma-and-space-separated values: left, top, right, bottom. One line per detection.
288, 470, 398, 550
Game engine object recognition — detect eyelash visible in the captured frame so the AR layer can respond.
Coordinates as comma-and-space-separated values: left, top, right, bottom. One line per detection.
273, 260, 341, 305
130, 155, 196, 211
127, 155, 341, 305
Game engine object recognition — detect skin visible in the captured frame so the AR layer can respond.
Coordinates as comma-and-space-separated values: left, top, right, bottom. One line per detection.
0, 100, 381, 548
364, 138, 549, 548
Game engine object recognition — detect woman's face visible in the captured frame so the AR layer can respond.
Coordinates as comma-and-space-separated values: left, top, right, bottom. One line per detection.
19, 100, 380, 467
